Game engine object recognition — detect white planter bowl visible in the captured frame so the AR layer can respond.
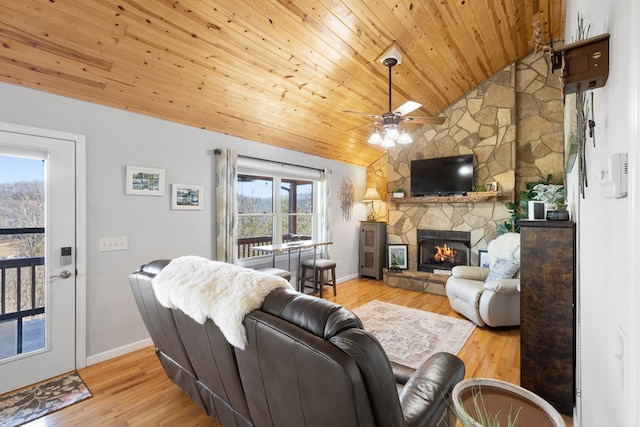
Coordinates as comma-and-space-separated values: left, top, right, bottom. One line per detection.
453, 378, 566, 427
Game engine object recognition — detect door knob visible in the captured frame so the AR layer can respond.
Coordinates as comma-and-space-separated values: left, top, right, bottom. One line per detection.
49, 270, 72, 279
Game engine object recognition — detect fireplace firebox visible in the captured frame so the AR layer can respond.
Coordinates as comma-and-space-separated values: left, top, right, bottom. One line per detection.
417, 229, 471, 273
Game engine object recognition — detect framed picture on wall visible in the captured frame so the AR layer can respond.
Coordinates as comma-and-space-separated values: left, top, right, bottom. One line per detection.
125, 165, 165, 196
388, 244, 408, 270
171, 184, 203, 210
479, 250, 490, 268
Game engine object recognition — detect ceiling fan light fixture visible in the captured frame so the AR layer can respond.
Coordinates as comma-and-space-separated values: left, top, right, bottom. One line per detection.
385, 126, 399, 141
346, 46, 442, 147
368, 128, 383, 145
380, 133, 396, 148
380, 139, 396, 149
397, 128, 413, 144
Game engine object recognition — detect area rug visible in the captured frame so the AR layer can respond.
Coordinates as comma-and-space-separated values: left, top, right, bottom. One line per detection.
0, 372, 92, 427
353, 300, 475, 369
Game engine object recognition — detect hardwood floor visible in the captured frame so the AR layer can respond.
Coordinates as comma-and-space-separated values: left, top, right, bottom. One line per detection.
27, 277, 560, 426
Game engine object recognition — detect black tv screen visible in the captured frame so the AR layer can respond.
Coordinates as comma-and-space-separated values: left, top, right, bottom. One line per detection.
410, 154, 474, 196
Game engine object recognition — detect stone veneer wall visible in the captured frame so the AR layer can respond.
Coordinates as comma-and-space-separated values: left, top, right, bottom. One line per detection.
367, 53, 564, 269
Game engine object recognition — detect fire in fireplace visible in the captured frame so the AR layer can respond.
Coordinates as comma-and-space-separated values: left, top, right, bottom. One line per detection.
434, 244, 457, 263
418, 229, 471, 273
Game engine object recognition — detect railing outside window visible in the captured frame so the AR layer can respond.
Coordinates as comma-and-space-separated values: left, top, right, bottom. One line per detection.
0, 228, 45, 358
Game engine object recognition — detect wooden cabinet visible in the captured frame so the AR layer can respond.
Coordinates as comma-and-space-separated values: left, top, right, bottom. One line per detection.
359, 221, 386, 280
519, 220, 576, 416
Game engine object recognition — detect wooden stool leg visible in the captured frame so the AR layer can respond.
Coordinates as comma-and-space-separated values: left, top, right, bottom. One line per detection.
331, 267, 336, 296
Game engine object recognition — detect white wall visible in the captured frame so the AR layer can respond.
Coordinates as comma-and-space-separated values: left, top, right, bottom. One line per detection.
564, 0, 639, 425
0, 82, 368, 361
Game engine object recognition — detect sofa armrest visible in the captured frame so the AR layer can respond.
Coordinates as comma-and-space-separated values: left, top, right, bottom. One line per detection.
391, 361, 416, 385
484, 278, 520, 295
451, 265, 489, 281
398, 352, 465, 427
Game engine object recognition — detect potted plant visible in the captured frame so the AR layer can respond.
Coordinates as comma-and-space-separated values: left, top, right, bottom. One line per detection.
531, 183, 565, 211
453, 378, 566, 427
497, 175, 561, 234
391, 187, 406, 198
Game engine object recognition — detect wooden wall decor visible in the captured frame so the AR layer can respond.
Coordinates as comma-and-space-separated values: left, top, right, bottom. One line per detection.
339, 178, 355, 221
552, 33, 610, 94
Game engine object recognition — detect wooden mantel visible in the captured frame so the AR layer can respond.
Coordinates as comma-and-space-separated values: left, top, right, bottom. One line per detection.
392, 191, 512, 207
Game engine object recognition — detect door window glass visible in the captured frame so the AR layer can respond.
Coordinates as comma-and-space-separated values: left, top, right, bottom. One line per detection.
0, 155, 45, 359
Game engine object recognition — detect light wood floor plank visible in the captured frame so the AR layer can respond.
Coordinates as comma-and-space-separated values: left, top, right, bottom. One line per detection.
28, 277, 570, 426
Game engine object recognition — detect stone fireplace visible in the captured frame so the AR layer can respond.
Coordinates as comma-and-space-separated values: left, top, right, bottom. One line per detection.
371, 53, 564, 295
417, 229, 471, 273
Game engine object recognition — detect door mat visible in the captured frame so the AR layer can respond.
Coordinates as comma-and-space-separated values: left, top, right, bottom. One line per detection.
353, 300, 475, 369
0, 371, 91, 426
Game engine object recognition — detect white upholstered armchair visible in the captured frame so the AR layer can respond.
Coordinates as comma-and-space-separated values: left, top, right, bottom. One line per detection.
445, 233, 521, 327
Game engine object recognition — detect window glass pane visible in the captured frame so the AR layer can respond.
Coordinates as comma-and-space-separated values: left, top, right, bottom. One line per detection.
296, 215, 313, 236
280, 214, 312, 241
281, 179, 313, 214
238, 175, 273, 214
295, 182, 313, 213
280, 181, 292, 214
0, 156, 45, 259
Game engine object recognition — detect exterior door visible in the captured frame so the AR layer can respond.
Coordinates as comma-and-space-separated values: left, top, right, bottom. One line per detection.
0, 128, 77, 393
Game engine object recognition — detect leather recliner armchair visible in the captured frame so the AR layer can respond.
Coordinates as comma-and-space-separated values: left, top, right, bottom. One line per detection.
130, 259, 466, 427
445, 233, 521, 327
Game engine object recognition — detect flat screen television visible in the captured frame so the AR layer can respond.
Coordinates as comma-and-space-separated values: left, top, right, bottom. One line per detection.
410, 154, 474, 196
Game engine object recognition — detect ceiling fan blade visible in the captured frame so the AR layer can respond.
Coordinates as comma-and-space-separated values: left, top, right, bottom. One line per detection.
345, 122, 375, 132
402, 116, 446, 125
394, 101, 422, 116
343, 110, 381, 120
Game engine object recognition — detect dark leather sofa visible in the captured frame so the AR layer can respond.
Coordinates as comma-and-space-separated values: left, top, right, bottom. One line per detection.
129, 259, 466, 427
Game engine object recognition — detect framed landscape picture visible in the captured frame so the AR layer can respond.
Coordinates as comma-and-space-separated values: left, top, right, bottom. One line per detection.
479, 249, 490, 268
388, 244, 408, 270
171, 184, 203, 210
125, 165, 165, 196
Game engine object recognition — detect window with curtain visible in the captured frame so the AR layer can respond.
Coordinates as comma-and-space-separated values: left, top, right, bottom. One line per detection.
236, 157, 324, 260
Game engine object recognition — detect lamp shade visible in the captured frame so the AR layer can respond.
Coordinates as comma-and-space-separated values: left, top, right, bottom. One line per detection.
362, 186, 382, 201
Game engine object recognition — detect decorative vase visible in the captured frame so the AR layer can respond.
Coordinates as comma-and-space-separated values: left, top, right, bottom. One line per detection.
392, 192, 405, 198
452, 378, 566, 427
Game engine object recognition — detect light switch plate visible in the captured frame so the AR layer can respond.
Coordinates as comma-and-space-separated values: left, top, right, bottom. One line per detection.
99, 236, 128, 252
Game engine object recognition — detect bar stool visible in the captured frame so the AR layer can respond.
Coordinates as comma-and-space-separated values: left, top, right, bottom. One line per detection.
256, 267, 292, 282
300, 258, 336, 298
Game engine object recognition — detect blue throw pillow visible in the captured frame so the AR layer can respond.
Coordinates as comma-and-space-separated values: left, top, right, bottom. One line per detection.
486, 259, 520, 281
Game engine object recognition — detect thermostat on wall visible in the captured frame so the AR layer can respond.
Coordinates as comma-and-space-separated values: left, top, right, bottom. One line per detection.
600, 153, 628, 199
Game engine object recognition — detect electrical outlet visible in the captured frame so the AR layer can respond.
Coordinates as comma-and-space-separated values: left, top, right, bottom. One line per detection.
98, 236, 128, 252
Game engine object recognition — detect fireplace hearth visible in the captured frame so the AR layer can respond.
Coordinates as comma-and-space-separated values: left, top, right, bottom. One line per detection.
417, 229, 471, 273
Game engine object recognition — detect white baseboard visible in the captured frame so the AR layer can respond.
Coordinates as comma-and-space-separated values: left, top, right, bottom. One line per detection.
85, 338, 153, 366
337, 273, 359, 283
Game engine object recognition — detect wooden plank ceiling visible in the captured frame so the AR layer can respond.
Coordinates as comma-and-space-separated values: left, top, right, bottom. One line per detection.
0, 0, 565, 167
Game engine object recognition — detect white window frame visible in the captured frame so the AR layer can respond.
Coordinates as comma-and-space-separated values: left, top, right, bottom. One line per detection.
237, 157, 323, 267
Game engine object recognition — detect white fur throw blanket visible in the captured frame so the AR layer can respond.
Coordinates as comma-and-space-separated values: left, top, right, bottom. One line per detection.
152, 256, 293, 349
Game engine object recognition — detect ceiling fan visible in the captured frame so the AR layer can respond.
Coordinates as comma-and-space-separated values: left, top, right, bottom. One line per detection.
345, 47, 445, 148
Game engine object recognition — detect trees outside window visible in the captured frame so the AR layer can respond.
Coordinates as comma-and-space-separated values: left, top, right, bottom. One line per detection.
237, 174, 315, 259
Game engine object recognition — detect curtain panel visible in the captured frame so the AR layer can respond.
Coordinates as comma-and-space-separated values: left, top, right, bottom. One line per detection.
214, 149, 238, 263
318, 168, 331, 259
